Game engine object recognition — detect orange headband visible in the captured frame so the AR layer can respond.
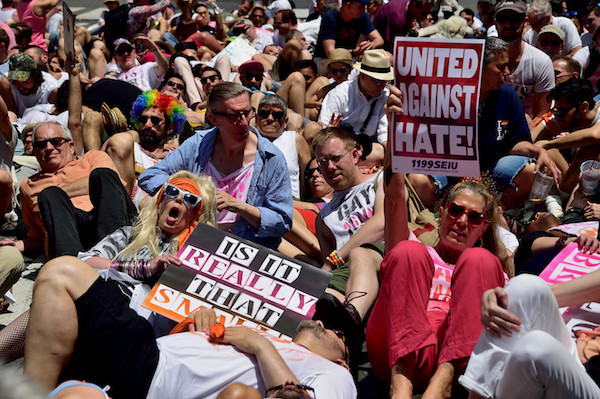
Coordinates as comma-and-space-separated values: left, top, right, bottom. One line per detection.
157, 177, 203, 219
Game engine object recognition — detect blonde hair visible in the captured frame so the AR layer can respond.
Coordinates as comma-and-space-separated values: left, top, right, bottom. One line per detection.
118, 171, 217, 260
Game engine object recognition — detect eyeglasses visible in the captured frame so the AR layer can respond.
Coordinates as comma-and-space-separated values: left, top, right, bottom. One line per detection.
495, 12, 525, 24
138, 115, 166, 126
212, 108, 255, 123
329, 67, 350, 75
266, 382, 315, 398
445, 201, 486, 226
200, 75, 219, 84
564, 11, 578, 17
365, 74, 389, 86
163, 183, 202, 208
551, 102, 581, 117
316, 150, 351, 169
166, 81, 185, 91
257, 108, 285, 121
33, 137, 71, 149
243, 72, 263, 81
115, 46, 133, 56
304, 166, 320, 179
331, 328, 350, 366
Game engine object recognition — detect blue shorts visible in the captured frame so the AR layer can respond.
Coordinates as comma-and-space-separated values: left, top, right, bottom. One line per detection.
430, 155, 534, 193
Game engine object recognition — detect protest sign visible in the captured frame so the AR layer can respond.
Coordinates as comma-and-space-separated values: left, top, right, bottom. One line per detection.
549, 221, 599, 238
143, 223, 331, 338
63, 2, 75, 67
390, 37, 485, 176
214, 35, 258, 67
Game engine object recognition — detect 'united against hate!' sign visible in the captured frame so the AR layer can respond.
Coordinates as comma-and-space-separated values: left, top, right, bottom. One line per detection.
391, 37, 485, 177
143, 223, 331, 339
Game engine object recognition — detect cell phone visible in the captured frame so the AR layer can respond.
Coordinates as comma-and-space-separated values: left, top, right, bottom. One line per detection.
135, 40, 144, 53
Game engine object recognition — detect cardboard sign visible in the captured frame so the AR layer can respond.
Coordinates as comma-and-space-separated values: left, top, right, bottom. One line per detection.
549, 222, 599, 238
390, 37, 485, 177
143, 223, 331, 338
63, 2, 75, 67
214, 35, 258, 67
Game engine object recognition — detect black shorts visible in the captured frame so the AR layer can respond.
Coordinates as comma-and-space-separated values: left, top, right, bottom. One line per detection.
60, 277, 160, 399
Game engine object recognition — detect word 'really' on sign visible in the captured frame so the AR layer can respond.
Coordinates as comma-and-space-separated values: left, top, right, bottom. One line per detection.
391, 37, 485, 177
142, 223, 331, 339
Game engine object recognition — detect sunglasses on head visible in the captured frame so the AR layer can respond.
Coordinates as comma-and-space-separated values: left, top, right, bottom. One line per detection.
166, 81, 184, 91
446, 201, 486, 226
257, 108, 285, 121
115, 46, 133, 56
244, 72, 263, 81
200, 74, 219, 84
138, 115, 165, 126
163, 183, 202, 208
304, 166, 320, 179
33, 137, 70, 149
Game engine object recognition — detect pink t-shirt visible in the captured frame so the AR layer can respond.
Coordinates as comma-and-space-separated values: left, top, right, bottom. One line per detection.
205, 161, 255, 232
17, 0, 47, 50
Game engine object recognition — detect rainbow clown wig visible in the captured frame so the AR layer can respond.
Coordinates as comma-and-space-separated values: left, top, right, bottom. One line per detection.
130, 90, 186, 136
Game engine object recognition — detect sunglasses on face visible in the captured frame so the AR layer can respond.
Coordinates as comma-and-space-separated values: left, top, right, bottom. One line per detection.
212, 108, 255, 123
366, 74, 389, 86
317, 151, 351, 169
266, 382, 316, 398
200, 74, 219, 84
138, 115, 166, 126
331, 328, 350, 366
33, 137, 70, 149
115, 46, 133, 56
163, 183, 202, 208
304, 166, 320, 180
495, 13, 524, 24
166, 81, 185, 91
257, 108, 285, 121
329, 67, 349, 75
446, 201, 486, 226
244, 72, 263, 81
551, 102, 581, 117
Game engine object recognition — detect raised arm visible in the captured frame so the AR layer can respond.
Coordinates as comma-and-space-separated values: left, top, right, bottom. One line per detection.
66, 56, 84, 155
33, 0, 61, 17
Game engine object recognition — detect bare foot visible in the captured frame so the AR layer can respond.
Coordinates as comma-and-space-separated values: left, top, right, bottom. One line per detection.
421, 362, 454, 399
390, 361, 414, 399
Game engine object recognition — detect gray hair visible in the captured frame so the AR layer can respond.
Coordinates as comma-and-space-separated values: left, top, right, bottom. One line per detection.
258, 94, 288, 115
528, 0, 552, 18
207, 82, 251, 115
484, 37, 509, 66
31, 121, 73, 142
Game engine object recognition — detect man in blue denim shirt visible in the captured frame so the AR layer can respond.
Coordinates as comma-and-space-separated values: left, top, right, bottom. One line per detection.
138, 82, 293, 249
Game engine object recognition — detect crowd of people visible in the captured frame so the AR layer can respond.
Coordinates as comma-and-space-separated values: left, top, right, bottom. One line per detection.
2, 0, 600, 397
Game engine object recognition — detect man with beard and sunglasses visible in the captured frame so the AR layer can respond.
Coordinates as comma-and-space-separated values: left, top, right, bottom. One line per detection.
103, 90, 186, 207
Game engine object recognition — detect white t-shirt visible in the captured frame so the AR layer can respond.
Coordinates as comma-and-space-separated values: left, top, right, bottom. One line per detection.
319, 77, 390, 144
273, 130, 300, 198
116, 62, 163, 91
524, 16, 582, 54
19, 104, 69, 127
573, 45, 590, 71
504, 43, 555, 116
320, 173, 382, 250
148, 330, 357, 399
10, 71, 60, 117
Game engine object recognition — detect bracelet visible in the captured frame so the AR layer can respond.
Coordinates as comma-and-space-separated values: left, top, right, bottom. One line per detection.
325, 250, 345, 270
110, 260, 153, 280
555, 235, 569, 249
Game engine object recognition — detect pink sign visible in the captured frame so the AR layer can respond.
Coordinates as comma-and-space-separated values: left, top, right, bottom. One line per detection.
539, 242, 600, 285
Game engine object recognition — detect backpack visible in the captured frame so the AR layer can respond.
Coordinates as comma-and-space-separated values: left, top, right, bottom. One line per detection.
104, 4, 131, 54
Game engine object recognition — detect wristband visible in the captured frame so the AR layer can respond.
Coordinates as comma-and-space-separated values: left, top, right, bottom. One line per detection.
325, 250, 345, 270
555, 235, 569, 249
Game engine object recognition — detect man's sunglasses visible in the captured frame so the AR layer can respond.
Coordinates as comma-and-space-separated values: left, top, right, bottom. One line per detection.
138, 115, 166, 126
33, 137, 70, 149
332, 328, 350, 366
163, 183, 202, 208
115, 46, 133, 56
329, 67, 349, 75
200, 75, 219, 84
551, 102, 581, 117
266, 382, 315, 398
166, 81, 185, 91
445, 201, 486, 226
257, 108, 285, 121
244, 72, 263, 81
495, 13, 525, 24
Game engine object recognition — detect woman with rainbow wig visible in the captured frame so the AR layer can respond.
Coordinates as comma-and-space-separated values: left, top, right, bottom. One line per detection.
130, 89, 187, 138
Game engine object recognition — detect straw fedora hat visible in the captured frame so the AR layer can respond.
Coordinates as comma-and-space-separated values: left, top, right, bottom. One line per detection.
101, 103, 128, 136
322, 48, 355, 69
353, 49, 394, 81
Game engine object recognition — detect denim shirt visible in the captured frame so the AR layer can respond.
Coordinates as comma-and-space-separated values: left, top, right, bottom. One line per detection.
138, 127, 293, 249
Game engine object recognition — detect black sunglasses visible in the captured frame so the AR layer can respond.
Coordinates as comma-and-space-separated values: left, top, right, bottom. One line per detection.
163, 183, 202, 208
212, 108, 255, 123
329, 67, 349, 75
33, 137, 71, 149
495, 12, 525, 24
138, 115, 166, 126
115, 46, 133, 56
551, 102, 581, 117
200, 75, 219, 84
331, 328, 350, 366
244, 72, 263, 81
446, 201, 486, 226
257, 108, 285, 121
304, 166, 320, 180
166, 81, 185, 91
266, 382, 315, 398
